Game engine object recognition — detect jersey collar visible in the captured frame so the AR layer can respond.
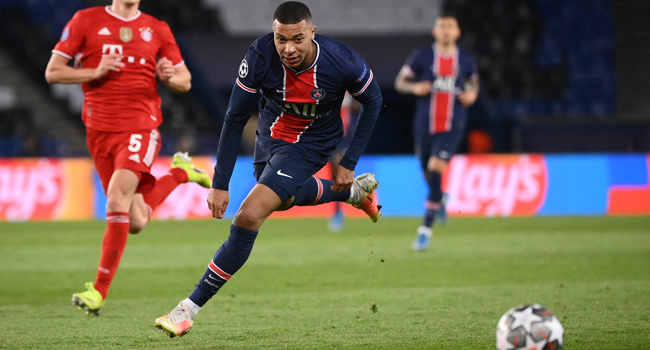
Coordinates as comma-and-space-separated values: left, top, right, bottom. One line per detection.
432, 43, 458, 58
105, 6, 142, 22
283, 39, 320, 74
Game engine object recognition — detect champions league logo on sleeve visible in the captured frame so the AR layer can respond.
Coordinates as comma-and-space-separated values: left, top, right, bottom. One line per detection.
239, 59, 249, 78
310, 88, 326, 101
356, 63, 368, 83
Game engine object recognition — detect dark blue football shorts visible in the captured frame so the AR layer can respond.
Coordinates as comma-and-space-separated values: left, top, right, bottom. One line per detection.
253, 137, 332, 203
415, 131, 463, 170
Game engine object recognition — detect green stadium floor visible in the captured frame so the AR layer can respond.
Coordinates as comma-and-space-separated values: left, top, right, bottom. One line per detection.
1, 217, 649, 349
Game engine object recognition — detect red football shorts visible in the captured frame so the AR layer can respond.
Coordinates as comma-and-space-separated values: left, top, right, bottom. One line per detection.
86, 128, 162, 194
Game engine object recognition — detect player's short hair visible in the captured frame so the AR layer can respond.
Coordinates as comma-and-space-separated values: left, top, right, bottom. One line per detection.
273, 1, 312, 25
436, 13, 460, 25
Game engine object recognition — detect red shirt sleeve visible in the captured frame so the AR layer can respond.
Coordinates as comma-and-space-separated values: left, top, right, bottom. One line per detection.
157, 21, 183, 67
52, 10, 86, 59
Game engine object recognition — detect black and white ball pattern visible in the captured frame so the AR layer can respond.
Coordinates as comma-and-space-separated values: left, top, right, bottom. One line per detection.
496, 304, 564, 350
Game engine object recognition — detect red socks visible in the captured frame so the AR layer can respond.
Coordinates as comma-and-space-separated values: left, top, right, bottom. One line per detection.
142, 168, 188, 214
94, 212, 129, 299
93, 169, 188, 299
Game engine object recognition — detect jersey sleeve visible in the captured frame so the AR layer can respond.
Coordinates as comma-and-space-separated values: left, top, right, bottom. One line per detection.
466, 55, 479, 81
157, 22, 184, 67
345, 51, 374, 97
52, 10, 86, 60
401, 49, 424, 79
235, 44, 267, 94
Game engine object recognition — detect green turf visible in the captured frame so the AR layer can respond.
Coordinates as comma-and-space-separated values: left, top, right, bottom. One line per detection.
0, 217, 649, 349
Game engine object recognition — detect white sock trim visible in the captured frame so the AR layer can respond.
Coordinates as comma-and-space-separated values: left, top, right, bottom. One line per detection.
417, 225, 433, 237
345, 182, 358, 204
182, 298, 201, 315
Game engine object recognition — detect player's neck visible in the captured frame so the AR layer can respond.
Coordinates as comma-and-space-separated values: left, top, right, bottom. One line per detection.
109, 2, 140, 20
296, 41, 318, 71
435, 42, 457, 54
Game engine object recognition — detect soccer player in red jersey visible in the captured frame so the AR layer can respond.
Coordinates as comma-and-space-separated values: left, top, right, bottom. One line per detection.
45, 0, 211, 315
395, 15, 479, 251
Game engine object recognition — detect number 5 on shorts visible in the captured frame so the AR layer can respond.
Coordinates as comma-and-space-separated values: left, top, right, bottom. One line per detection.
128, 134, 142, 152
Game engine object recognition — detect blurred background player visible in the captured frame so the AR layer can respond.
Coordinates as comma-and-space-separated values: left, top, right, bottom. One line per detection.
154, 1, 382, 337
394, 15, 479, 251
45, 0, 211, 315
328, 92, 359, 232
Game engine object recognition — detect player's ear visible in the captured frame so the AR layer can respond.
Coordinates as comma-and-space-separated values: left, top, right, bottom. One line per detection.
311, 25, 316, 39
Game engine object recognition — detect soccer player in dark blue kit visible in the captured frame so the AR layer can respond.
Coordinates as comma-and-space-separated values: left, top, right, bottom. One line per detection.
155, 1, 383, 337
395, 15, 479, 251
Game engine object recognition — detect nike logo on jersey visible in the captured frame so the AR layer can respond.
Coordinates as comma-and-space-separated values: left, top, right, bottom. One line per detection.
98, 27, 111, 35
276, 89, 293, 93
277, 169, 293, 178
208, 274, 219, 281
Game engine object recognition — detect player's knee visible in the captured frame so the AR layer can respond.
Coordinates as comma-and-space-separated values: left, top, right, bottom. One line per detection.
427, 157, 447, 174
276, 197, 295, 211
233, 209, 262, 231
106, 195, 130, 213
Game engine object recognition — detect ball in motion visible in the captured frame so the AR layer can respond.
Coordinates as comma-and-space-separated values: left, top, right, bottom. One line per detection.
496, 304, 564, 350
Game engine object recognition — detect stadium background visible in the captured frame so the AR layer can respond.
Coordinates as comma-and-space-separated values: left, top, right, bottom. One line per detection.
0, 0, 649, 220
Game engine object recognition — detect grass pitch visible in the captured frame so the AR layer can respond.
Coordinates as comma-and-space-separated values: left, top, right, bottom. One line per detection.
0, 216, 649, 349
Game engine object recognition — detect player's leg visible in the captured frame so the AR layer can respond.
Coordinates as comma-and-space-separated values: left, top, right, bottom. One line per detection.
412, 131, 462, 251
129, 193, 150, 234
129, 155, 208, 233
72, 169, 139, 315
246, 138, 371, 216
427, 156, 449, 225
413, 135, 435, 251
127, 131, 210, 233
286, 145, 380, 222
290, 173, 381, 221
154, 146, 323, 337
428, 130, 463, 226
155, 183, 281, 337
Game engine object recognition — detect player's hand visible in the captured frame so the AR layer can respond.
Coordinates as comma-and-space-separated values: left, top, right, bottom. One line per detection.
331, 165, 354, 193
156, 57, 175, 82
207, 188, 229, 219
412, 81, 433, 97
458, 90, 478, 107
92, 54, 124, 80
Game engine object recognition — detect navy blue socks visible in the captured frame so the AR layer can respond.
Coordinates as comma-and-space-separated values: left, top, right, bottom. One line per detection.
189, 224, 258, 307
423, 171, 444, 228
422, 209, 436, 228
427, 171, 443, 203
293, 177, 351, 206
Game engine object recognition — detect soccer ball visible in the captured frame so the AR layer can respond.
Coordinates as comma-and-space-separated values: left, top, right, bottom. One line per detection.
496, 304, 564, 350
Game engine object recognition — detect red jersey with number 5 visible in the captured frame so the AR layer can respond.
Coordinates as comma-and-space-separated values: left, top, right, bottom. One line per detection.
52, 6, 184, 132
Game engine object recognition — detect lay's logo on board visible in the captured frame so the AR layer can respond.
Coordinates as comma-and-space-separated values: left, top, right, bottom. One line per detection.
445, 154, 548, 217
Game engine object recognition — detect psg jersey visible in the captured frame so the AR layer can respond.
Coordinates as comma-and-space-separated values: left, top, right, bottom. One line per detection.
235, 33, 374, 152
403, 45, 477, 135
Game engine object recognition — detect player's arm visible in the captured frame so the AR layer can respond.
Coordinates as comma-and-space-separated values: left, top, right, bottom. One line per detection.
156, 58, 191, 93
394, 65, 432, 97
45, 53, 124, 84
207, 84, 258, 219
332, 79, 382, 192
458, 75, 479, 107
